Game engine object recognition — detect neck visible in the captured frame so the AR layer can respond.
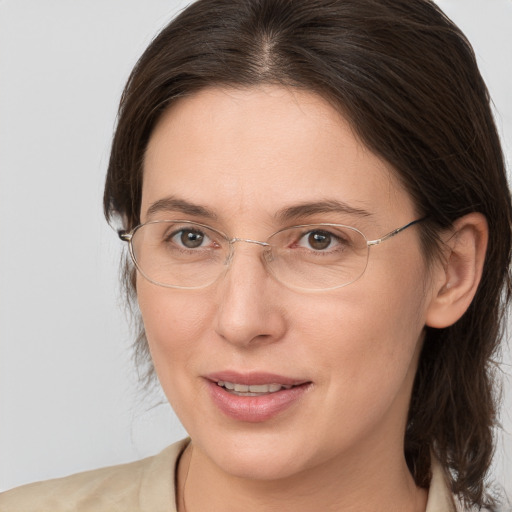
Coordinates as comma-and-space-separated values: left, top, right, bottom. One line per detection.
177, 440, 428, 512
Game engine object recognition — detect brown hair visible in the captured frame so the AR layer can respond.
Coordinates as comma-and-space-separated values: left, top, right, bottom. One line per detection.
104, 0, 512, 508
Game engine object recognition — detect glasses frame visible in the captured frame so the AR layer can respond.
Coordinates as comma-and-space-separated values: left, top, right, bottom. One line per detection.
119, 218, 425, 291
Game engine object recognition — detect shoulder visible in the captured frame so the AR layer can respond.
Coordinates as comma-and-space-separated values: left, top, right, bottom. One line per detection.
0, 438, 189, 512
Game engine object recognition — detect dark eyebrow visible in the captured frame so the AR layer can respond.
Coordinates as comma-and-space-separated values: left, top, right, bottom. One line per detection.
146, 197, 372, 223
145, 196, 218, 220
275, 200, 374, 223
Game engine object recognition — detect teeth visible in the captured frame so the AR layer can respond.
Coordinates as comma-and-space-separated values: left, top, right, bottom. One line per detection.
249, 384, 273, 393
217, 381, 294, 394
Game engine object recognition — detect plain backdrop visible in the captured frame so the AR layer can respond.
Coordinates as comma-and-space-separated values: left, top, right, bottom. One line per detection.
1, 0, 511, 498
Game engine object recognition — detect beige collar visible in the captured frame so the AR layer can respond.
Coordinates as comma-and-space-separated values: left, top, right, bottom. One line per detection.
425, 455, 459, 511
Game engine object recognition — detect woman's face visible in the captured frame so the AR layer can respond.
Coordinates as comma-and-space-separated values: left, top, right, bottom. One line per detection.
138, 86, 438, 480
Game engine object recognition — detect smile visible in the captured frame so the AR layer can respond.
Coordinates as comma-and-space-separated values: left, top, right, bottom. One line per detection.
216, 381, 294, 396
206, 373, 312, 422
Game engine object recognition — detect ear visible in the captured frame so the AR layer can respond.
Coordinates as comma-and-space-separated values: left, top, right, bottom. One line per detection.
425, 213, 488, 328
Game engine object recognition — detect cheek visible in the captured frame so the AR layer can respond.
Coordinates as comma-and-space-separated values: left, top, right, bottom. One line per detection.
293, 261, 428, 403
296, 291, 423, 371
136, 279, 212, 374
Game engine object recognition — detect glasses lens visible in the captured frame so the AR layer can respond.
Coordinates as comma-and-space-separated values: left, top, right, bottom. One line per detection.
130, 221, 228, 288
268, 224, 369, 290
129, 221, 369, 290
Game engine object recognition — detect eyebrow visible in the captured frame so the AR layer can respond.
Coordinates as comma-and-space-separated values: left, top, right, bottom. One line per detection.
145, 196, 373, 223
146, 196, 218, 220
275, 200, 374, 223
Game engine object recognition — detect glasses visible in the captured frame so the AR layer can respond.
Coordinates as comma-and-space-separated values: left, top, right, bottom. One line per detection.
119, 218, 424, 291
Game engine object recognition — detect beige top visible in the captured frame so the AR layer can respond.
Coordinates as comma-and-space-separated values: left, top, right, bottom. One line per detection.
0, 438, 459, 512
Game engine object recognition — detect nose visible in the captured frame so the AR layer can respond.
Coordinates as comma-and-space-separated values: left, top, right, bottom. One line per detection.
214, 243, 287, 348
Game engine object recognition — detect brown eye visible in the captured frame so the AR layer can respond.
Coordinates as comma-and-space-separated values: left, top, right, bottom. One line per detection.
179, 230, 205, 248
307, 231, 332, 250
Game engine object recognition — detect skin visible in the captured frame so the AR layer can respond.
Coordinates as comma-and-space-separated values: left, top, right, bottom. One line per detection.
137, 86, 485, 511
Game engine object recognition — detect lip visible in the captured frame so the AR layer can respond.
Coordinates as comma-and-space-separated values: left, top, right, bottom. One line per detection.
205, 371, 308, 387
204, 371, 312, 422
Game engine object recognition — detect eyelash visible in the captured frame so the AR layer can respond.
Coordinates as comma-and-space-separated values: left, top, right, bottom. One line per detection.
161, 225, 354, 253
166, 228, 216, 249
293, 229, 348, 252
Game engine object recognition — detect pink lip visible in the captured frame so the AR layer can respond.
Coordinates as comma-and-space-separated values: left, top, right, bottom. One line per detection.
204, 371, 312, 423
206, 371, 308, 387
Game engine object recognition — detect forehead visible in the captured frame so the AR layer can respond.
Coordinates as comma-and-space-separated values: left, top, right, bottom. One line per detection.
141, 86, 415, 231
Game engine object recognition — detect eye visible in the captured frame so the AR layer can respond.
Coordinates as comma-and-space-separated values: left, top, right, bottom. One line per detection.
170, 228, 211, 249
298, 230, 342, 251
305, 231, 332, 250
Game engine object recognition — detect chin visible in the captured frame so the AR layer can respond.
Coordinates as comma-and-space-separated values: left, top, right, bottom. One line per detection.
216, 449, 309, 481
194, 428, 318, 481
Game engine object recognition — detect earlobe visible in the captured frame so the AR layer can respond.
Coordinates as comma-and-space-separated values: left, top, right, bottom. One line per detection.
425, 213, 488, 329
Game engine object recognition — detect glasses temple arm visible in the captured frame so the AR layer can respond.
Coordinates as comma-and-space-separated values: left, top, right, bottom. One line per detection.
367, 217, 427, 246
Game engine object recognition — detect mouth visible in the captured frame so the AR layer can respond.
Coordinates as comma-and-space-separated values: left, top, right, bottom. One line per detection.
216, 381, 295, 396
205, 372, 312, 422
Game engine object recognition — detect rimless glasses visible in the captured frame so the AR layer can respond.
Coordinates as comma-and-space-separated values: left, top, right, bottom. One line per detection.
119, 218, 424, 291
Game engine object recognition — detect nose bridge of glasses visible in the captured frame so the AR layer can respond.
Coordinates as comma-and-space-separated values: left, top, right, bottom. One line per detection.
230, 237, 270, 247
224, 238, 273, 267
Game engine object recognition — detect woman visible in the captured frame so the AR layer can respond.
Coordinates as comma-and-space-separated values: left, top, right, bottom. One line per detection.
1, 0, 510, 510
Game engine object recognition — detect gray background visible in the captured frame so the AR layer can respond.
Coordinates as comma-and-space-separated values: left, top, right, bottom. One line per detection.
1, 0, 511, 496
